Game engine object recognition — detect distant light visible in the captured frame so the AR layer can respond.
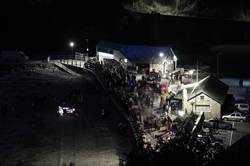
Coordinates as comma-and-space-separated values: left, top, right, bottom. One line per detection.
173, 55, 178, 61
86, 48, 89, 52
188, 69, 195, 75
159, 52, 164, 57
57, 106, 75, 116
58, 106, 64, 116
162, 59, 167, 64
69, 42, 75, 47
124, 58, 128, 63
98, 52, 114, 59
178, 111, 185, 117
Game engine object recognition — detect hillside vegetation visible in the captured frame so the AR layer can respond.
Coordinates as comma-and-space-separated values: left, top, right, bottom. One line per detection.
123, 0, 250, 21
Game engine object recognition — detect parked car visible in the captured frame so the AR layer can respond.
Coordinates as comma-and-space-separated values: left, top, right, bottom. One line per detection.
222, 112, 246, 122
203, 118, 233, 130
234, 103, 249, 112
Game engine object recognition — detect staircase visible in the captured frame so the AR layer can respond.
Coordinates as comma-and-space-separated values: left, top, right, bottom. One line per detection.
50, 61, 82, 77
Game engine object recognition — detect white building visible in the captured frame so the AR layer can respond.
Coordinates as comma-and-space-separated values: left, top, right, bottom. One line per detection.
182, 76, 229, 119
96, 41, 133, 69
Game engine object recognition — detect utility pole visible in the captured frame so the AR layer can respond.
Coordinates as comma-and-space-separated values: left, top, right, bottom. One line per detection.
86, 38, 89, 56
176, 0, 180, 11
217, 52, 222, 78
69, 42, 75, 59
194, 57, 199, 114
196, 57, 199, 82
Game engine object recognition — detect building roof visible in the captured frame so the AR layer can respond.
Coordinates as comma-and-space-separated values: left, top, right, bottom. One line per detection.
97, 40, 172, 64
188, 76, 229, 104
97, 41, 124, 53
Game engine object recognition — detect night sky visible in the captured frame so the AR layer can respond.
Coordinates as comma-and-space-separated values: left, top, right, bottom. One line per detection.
1, 0, 250, 77
1, 0, 250, 51
0, 0, 122, 51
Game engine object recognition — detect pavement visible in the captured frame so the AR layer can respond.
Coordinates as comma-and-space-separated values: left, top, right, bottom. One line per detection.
230, 121, 250, 145
212, 122, 250, 165
0, 63, 133, 166
33, 80, 133, 166
214, 121, 250, 148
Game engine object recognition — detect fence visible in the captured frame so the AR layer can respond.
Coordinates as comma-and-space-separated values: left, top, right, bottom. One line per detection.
50, 59, 85, 69
50, 59, 141, 148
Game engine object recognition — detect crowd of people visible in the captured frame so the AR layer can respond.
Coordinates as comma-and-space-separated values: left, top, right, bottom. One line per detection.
85, 59, 182, 150
84, 58, 226, 166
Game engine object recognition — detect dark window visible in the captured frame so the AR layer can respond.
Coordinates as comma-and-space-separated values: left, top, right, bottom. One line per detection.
240, 104, 248, 108
236, 114, 241, 117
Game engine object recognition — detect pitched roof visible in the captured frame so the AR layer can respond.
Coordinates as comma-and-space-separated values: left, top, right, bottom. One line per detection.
188, 75, 229, 104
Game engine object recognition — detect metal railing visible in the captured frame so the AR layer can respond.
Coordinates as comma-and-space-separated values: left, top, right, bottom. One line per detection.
50, 59, 140, 148
50, 59, 85, 69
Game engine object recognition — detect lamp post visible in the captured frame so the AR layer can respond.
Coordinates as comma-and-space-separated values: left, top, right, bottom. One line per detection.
173, 55, 177, 70
188, 69, 194, 82
216, 52, 222, 78
150, 52, 164, 72
170, 48, 177, 71
69, 41, 75, 58
159, 52, 166, 77
196, 58, 199, 82
85, 39, 89, 56
159, 52, 164, 58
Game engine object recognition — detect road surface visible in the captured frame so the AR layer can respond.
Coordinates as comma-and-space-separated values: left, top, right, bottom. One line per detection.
0, 64, 133, 166
33, 73, 133, 166
214, 121, 250, 147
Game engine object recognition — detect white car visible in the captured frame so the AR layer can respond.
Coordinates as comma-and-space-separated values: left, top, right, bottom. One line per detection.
234, 103, 249, 112
222, 112, 246, 122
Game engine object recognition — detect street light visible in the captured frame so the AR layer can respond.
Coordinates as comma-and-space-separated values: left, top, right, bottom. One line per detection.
159, 52, 164, 57
69, 41, 75, 57
173, 55, 178, 70
216, 52, 222, 78
85, 38, 89, 56
173, 55, 178, 62
170, 48, 178, 70
188, 69, 195, 82
178, 110, 185, 117
70, 42, 74, 47
188, 69, 194, 75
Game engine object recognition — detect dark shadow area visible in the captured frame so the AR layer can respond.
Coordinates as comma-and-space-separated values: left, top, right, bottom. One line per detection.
212, 134, 250, 166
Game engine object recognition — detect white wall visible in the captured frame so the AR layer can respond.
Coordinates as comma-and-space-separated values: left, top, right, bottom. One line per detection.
149, 57, 175, 74
97, 52, 114, 62
150, 64, 162, 72
113, 50, 133, 68
186, 93, 221, 119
